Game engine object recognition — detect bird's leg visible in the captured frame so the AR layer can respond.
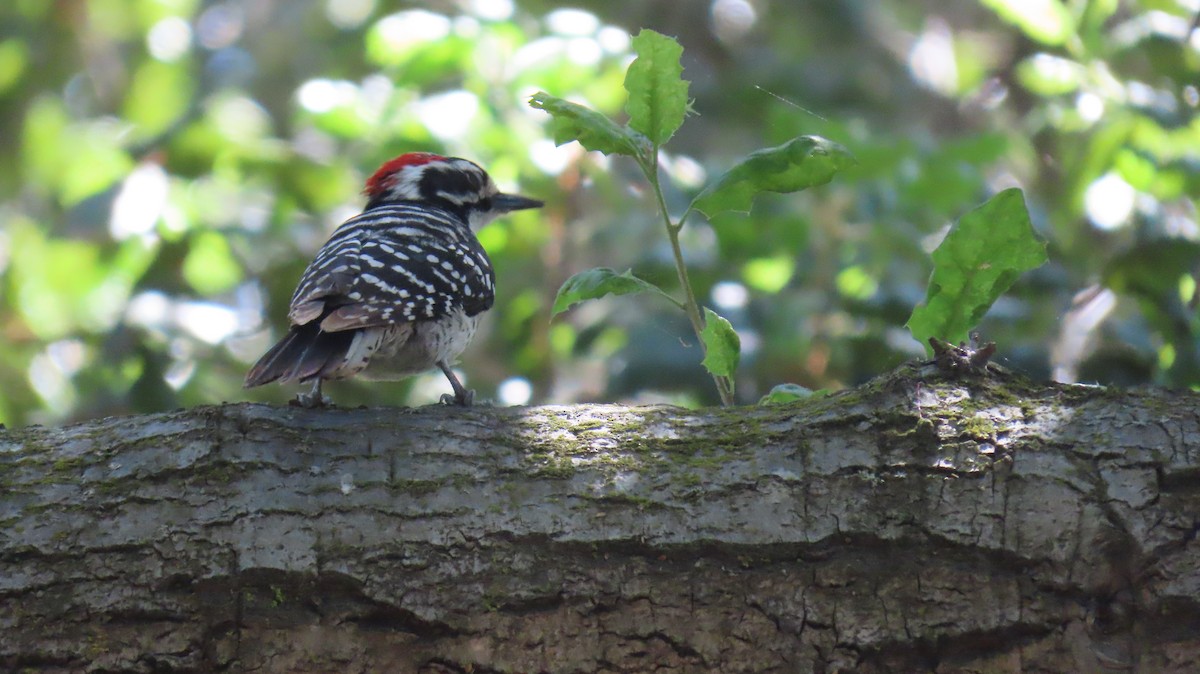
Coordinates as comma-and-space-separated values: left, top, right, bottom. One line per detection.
437, 362, 474, 406
292, 378, 332, 408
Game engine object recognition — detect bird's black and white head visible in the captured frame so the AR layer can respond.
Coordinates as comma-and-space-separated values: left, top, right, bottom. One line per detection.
363, 152, 543, 228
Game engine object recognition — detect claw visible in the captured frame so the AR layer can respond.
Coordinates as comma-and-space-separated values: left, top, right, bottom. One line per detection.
291, 379, 332, 408
436, 362, 473, 406
439, 389, 474, 407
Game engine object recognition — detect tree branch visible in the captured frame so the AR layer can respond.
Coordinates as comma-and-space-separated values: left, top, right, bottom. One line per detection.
2, 363, 1198, 672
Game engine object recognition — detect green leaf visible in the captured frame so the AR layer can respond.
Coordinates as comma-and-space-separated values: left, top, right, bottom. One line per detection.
623, 29, 689, 146
699, 308, 740, 381
551, 268, 674, 318
758, 383, 815, 405
907, 188, 1048, 348
691, 136, 856, 218
979, 0, 1073, 46
529, 92, 642, 157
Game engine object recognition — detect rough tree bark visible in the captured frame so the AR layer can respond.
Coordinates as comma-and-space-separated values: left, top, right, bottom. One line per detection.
1, 362, 1198, 673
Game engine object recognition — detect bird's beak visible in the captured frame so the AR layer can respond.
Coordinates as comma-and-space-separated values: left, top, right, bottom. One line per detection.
493, 193, 544, 212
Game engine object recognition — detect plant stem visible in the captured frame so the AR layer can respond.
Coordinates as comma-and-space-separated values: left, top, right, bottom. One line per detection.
641, 150, 736, 406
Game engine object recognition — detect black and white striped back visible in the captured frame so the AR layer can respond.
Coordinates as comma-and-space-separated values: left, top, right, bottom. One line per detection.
290, 202, 496, 327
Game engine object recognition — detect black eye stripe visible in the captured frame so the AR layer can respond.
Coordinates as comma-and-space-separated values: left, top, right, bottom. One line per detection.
420, 165, 485, 199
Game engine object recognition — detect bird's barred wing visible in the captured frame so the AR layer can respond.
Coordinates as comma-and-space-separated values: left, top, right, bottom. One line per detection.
287, 232, 362, 325
287, 208, 495, 333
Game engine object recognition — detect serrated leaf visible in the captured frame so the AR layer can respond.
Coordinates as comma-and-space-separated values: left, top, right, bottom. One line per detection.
624, 29, 689, 146
699, 308, 740, 381
529, 92, 642, 157
551, 268, 672, 317
692, 136, 856, 218
907, 188, 1048, 348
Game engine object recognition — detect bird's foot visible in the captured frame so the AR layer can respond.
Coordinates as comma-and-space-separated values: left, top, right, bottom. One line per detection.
292, 380, 332, 408
439, 388, 474, 407
291, 392, 333, 408
436, 362, 474, 407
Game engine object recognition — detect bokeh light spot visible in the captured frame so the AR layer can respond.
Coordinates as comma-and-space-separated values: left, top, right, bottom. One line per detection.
530, 139, 573, 175
110, 163, 169, 241
147, 17, 193, 62
326, 0, 376, 29
498, 377, 533, 405
712, 281, 749, 310
467, 0, 514, 21
298, 78, 358, 114
547, 9, 599, 36
413, 90, 479, 140
710, 0, 757, 43
1085, 172, 1136, 231
196, 3, 244, 50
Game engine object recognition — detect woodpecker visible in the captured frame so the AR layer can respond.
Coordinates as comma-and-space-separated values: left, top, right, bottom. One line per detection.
244, 153, 543, 407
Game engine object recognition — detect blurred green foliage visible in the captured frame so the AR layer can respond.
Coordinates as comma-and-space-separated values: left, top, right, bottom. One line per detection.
1, 0, 1198, 425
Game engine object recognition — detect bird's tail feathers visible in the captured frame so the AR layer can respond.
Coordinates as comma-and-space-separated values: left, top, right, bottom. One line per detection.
243, 323, 353, 388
